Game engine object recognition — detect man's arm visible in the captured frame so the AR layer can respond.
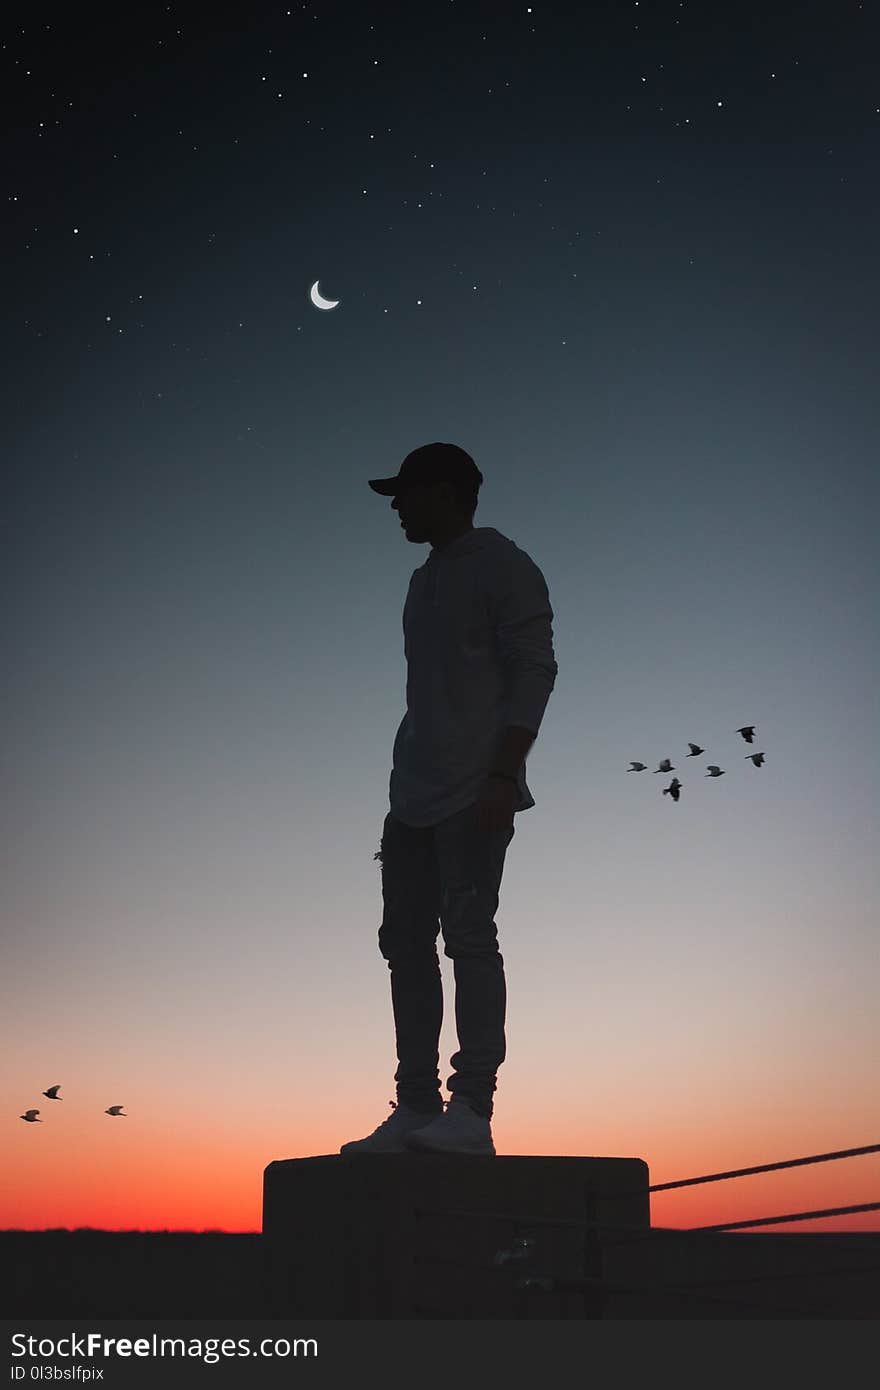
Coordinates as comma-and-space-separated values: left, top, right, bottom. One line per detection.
487, 545, 557, 782
491, 724, 536, 780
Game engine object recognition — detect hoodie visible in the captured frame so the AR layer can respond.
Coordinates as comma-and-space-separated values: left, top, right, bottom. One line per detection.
389, 526, 558, 827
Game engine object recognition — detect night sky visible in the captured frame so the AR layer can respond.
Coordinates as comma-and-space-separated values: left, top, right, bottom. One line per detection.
5, 2, 878, 1234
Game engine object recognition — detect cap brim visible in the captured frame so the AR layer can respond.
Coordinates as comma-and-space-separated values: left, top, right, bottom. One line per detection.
368, 477, 399, 495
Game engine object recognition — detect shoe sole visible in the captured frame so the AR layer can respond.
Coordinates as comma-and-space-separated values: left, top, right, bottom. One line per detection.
339, 1147, 407, 1155
339, 1140, 414, 1155
404, 1136, 496, 1155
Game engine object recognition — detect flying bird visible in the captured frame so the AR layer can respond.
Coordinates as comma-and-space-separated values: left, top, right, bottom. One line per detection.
736, 726, 756, 743
705, 766, 726, 777
42, 1085, 62, 1100
105, 1106, 127, 1116
662, 778, 682, 802
686, 743, 704, 756
654, 759, 674, 773
20, 1110, 42, 1122
746, 752, 766, 766
627, 761, 647, 771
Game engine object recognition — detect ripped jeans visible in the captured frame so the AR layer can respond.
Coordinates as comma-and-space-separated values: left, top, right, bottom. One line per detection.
375, 803, 516, 1120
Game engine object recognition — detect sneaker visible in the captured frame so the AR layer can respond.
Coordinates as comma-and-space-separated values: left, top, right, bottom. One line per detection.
403, 1097, 496, 1155
339, 1100, 442, 1155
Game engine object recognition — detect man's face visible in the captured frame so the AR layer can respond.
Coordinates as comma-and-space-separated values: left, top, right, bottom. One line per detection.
391, 481, 456, 541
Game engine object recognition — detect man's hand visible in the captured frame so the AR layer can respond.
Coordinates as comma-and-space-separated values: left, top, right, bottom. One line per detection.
473, 776, 517, 832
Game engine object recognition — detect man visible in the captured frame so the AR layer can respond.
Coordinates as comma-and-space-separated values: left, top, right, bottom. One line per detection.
340, 442, 558, 1156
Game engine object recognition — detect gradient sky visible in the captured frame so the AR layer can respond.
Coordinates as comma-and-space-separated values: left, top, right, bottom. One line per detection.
4, 3, 878, 1235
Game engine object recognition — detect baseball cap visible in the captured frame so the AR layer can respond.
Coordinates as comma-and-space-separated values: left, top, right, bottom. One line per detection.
368, 442, 483, 498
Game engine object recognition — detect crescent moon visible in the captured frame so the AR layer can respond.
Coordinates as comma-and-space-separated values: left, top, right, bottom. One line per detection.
310, 280, 339, 310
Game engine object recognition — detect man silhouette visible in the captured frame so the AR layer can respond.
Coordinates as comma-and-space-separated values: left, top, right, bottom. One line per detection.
340, 443, 557, 1156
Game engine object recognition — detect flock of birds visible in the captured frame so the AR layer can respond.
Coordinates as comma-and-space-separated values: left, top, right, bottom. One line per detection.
629, 724, 765, 802
19, 1086, 126, 1123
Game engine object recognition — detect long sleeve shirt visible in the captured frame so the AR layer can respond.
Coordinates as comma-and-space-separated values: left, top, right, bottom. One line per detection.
389, 526, 558, 827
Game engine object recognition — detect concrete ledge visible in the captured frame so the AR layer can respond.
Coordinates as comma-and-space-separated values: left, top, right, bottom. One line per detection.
263, 1153, 650, 1317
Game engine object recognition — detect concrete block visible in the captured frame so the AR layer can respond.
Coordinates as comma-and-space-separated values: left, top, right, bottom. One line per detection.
263, 1153, 650, 1318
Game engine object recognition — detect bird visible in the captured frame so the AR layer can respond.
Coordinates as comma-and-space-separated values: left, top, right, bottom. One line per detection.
42, 1085, 62, 1101
105, 1106, 127, 1116
20, 1110, 42, 1122
736, 726, 756, 743
686, 743, 704, 756
627, 761, 647, 771
746, 752, 766, 767
705, 766, 726, 777
654, 758, 674, 773
662, 777, 682, 801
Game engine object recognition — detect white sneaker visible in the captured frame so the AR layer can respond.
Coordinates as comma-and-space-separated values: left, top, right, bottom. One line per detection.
403, 1097, 496, 1155
339, 1100, 442, 1155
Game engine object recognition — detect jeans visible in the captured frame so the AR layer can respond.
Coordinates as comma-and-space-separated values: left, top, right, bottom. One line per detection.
375, 802, 516, 1121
